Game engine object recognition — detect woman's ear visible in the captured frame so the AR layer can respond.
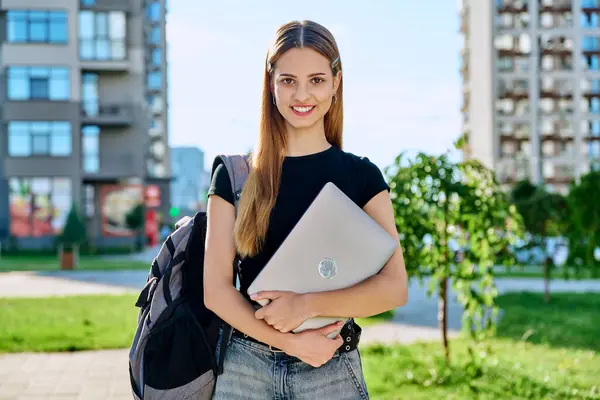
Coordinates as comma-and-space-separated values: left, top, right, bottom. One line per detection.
333, 71, 342, 94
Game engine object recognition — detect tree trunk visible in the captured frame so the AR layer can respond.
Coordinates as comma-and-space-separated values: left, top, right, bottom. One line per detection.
438, 277, 449, 362
543, 257, 551, 303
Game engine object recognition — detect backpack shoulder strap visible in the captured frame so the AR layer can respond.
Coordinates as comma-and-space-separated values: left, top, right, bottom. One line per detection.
211, 154, 251, 213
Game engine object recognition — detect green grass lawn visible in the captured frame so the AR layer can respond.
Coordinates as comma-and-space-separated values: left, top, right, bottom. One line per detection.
494, 266, 598, 280
0, 255, 150, 272
495, 292, 600, 352
0, 294, 394, 353
0, 292, 598, 399
0, 294, 140, 352
362, 339, 599, 400
355, 310, 395, 328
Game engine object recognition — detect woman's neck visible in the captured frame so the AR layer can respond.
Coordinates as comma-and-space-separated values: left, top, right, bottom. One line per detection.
284, 121, 331, 157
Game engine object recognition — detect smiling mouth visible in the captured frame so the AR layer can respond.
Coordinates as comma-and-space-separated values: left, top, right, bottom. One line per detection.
291, 105, 315, 116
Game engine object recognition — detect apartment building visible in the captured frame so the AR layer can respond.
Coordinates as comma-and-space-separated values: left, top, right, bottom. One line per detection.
460, 0, 600, 194
0, 0, 170, 248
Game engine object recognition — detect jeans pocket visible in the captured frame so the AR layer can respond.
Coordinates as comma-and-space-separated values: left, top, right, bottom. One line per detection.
341, 350, 369, 399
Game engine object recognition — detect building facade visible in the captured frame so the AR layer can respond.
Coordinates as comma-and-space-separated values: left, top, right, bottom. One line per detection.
170, 146, 210, 217
0, 0, 171, 248
460, 0, 600, 194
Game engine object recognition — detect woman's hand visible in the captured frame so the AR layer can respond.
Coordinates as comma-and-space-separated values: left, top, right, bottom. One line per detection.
252, 291, 314, 333
282, 321, 345, 367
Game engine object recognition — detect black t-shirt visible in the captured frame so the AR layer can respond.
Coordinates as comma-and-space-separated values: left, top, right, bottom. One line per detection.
208, 145, 390, 303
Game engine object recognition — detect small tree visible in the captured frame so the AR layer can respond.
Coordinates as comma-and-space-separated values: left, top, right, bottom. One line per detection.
57, 201, 87, 269
510, 181, 568, 302
125, 203, 146, 251
386, 152, 522, 365
566, 170, 600, 277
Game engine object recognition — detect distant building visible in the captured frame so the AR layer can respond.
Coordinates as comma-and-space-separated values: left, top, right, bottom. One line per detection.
170, 147, 210, 218
459, 0, 600, 194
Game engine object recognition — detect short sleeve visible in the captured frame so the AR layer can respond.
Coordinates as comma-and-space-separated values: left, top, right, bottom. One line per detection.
359, 157, 390, 208
208, 162, 235, 205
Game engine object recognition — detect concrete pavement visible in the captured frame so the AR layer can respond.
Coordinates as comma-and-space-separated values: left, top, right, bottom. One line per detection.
0, 322, 456, 400
0, 350, 131, 400
1, 269, 599, 399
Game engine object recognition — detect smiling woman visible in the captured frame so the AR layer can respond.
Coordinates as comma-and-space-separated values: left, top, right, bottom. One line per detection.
204, 20, 408, 400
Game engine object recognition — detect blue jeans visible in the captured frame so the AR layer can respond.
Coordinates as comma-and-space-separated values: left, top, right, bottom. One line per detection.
212, 334, 369, 399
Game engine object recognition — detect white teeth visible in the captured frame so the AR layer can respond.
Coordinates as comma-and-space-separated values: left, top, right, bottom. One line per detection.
293, 106, 314, 113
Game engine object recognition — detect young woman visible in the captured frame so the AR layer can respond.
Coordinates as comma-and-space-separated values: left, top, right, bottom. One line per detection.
204, 20, 408, 399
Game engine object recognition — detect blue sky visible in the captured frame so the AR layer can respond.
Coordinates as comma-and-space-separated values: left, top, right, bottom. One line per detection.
166, 1, 462, 171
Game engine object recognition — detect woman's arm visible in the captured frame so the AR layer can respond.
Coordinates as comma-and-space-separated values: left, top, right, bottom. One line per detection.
203, 195, 292, 349
203, 194, 344, 366
253, 190, 408, 323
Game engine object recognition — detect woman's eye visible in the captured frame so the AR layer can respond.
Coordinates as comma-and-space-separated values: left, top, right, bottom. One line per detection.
282, 78, 294, 85
312, 77, 324, 84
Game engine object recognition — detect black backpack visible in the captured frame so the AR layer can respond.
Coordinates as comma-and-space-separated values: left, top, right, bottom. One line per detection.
128, 154, 250, 400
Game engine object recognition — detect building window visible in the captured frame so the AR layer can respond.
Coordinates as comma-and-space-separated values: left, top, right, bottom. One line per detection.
581, 12, 599, 28
84, 184, 95, 218
147, 2, 161, 21
147, 71, 161, 90
149, 27, 160, 44
583, 36, 599, 51
8, 122, 72, 157
6, 10, 68, 44
152, 48, 162, 66
7, 67, 70, 101
8, 177, 72, 237
83, 126, 100, 173
79, 11, 126, 61
589, 142, 600, 158
82, 73, 99, 116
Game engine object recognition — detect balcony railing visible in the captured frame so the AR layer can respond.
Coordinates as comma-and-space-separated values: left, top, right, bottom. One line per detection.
81, 103, 135, 127
497, 0, 528, 13
539, 0, 572, 13
79, 0, 135, 12
83, 153, 141, 180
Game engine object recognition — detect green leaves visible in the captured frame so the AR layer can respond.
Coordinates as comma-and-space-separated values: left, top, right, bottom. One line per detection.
566, 170, 600, 275
387, 151, 524, 363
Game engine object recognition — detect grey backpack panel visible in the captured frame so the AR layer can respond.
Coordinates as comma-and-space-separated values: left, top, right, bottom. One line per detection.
128, 154, 250, 399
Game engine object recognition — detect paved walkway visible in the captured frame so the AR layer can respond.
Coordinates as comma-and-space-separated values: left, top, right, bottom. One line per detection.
1, 269, 599, 399
0, 322, 455, 400
0, 271, 136, 298
0, 350, 131, 400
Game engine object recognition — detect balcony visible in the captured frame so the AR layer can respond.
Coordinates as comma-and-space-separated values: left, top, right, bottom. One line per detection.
83, 153, 143, 181
583, 90, 600, 99
539, 0, 571, 13
79, 0, 135, 13
498, 48, 529, 57
496, 156, 531, 184
582, 0, 600, 13
497, 88, 529, 100
81, 103, 135, 127
497, 1, 528, 13
540, 89, 573, 99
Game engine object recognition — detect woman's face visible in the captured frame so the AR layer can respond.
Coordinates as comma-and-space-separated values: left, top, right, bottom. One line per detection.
271, 47, 341, 130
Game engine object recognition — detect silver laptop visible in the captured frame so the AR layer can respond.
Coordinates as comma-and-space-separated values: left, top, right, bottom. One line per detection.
247, 181, 398, 337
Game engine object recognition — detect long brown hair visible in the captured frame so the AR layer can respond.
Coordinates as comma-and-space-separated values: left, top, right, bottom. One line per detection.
234, 20, 344, 257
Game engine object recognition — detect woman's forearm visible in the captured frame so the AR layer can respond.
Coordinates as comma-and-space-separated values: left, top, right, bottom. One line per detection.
303, 268, 408, 319
205, 284, 292, 350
